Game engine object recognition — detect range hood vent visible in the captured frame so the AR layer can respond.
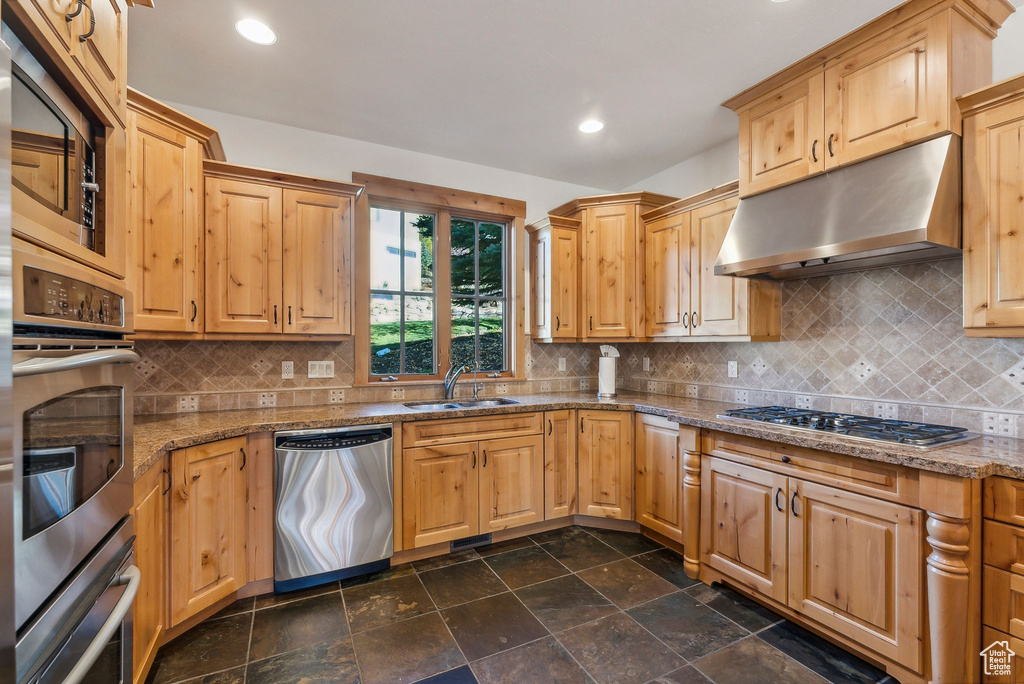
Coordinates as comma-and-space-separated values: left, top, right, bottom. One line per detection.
715, 134, 962, 280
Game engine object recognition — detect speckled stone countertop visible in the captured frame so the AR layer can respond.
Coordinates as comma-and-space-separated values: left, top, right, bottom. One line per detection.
132, 391, 1024, 480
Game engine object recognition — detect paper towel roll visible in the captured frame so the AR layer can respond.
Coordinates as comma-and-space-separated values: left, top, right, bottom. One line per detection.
598, 356, 616, 397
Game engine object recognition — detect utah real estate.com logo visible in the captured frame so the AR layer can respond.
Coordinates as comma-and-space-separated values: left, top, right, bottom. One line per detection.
982, 640, 1015, 677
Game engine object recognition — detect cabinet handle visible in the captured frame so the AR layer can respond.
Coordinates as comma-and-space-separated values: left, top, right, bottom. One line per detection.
482, 450, 488, 467
690, 311, 698, 329
589, 316, 593, 331
811, 139, 818, 163
548, 419, 553, 436
240, 447, 247, 471
192, 474, 201, 482
683, 311, 689, 329
273, 305, 278, 325
288, 306, 292, 325
472, 450, 477, 469
580, 417, 584, 433
775, 487, 783, 512
827, 133, 835, 158
161, 468, 170, 495
555, 316, 560, 331
65, 0, 85, 22
79, 2, 96, 41
791, 491, 799, 517
190, 300, 198, 322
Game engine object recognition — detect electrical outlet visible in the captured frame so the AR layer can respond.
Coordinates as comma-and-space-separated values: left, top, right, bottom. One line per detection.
281, 361, 294, 379
495, 383, 509, 395
177, 395, 198, 413
686, 384, 699, 399
796, 395, 813, 410
643, 357, 651, 372
728, 361, 738, 378
579, 378, 591, 391
983, 412, 1015, 436
873, 402, 898, 419
390, 387, 405, 400
258, 392, 277, 408
734, 390, 749, 404
558, 357, 566, 372
539, 381, 552, 393
329, 389, 345, 404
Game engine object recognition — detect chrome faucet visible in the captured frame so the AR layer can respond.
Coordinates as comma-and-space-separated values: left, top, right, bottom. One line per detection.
444, 364, 471, 400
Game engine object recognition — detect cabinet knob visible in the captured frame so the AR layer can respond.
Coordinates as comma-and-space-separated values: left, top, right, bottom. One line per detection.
781, 455, 791, 463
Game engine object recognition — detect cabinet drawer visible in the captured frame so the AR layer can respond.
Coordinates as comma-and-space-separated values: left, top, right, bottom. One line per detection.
984, 520, 1024, 574
981, 626, 1024, 683
984, 565, 1024, 639
704, 431, 915, 503
985, 478, 1024, 526
403, 412, 543, 448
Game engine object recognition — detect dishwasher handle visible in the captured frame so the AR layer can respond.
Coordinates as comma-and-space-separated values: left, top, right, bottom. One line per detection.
276, 427, 392, 451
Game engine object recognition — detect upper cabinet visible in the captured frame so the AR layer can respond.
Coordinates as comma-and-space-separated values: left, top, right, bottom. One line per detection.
960, 75, 1024, 337
127, 89, 222, 334
726, 0, 1014, 198
641, 184, 781, 341
73, 0, 128, 122
528, 215, 580, 340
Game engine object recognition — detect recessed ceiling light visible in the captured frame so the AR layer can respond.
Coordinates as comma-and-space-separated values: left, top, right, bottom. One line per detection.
770, 0, 791, 3
235, 18, 277, 45
578, 119, 604, 133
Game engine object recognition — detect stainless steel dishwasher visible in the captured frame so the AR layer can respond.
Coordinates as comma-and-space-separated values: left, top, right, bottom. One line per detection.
273, 425, 394, 593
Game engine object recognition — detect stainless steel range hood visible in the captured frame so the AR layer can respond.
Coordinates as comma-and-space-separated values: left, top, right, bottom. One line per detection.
715, 134, 962, 280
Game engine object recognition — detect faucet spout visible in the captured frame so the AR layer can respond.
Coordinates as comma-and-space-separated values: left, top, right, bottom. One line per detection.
444, 365, 471, 400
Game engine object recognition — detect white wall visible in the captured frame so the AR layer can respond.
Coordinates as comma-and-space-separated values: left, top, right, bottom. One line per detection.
166, 101, 610, 225
994, 5, 1024, 82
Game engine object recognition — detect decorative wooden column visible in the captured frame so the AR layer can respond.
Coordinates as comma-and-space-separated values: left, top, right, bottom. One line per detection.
681, 428, 702, 580
920, 472, 981, 684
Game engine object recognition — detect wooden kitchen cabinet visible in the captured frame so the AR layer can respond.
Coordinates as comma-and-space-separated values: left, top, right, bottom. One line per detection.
528, 215, 580, 340
403, 442, 480, 548
127, 90, 221, 334
132, 455, 168, 683
479, 435, 545, 532
73, 0, 128, 122
584, 203, 636, 338
960, 75, 1024, 336
640, 185, 781, 341
725, 1, 1011, 198
635, 414, 685, 542
701, 456, 789, 602
169, 436, 248, 626
544, 410, 577, 519
577, 410, 633, 520
789, 479, 923, 671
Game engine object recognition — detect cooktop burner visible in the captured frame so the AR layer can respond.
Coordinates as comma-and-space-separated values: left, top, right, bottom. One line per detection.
719, 406, 979, 449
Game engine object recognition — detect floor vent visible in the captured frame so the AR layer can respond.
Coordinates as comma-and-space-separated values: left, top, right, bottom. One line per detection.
451, 533, 492, 552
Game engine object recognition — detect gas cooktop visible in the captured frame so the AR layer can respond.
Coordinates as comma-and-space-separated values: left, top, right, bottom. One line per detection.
719, 406, 979, 450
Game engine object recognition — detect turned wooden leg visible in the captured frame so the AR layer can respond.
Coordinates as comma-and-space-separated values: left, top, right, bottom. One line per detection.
926, 511, 971, 684
682, 447, 701, 579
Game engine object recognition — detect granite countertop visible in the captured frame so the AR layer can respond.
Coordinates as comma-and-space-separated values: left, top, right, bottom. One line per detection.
132, 391, 1024, 481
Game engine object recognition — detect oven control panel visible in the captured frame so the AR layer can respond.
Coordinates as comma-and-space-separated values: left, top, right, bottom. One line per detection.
22, 266, 124, 328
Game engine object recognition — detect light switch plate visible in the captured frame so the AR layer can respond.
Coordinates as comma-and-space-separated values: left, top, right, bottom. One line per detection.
281, 361, 294, 379
728, 361, 738, 378
643, 357, 651, 372
324, 361, 334, 378
329, 389, 345, 404
558, 357, 566, 372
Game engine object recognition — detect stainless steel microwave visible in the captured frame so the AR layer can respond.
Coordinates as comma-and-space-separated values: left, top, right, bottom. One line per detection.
5, 23, 100, 254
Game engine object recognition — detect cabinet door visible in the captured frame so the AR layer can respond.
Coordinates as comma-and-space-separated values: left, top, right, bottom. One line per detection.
788, 479, 922, 671
132, 456, 168, 683
701, 456, 788, 602
739, 72, 826, 197
544, 410, 577, 519
824, 14, 948, 169
22, 0, 78, 54
127, 108, 203, 333
578, 410, 633, 520
75, 0, 127, 121
205, 178, 283, 333
479, 435, 544, 533
529, 226, 552, 338
584, 205, 635, 338
645, 211, 690, 337
964, 98, 1024, 332
403, 443, 479, 548
635, 413, 683, 542
169, 437, 248, 626
691, 196, 747, 337
551, 226, 579, 339
282, 189, 352, 334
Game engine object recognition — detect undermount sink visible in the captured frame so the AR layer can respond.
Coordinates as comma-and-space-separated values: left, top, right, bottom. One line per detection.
403, 398, 520, 411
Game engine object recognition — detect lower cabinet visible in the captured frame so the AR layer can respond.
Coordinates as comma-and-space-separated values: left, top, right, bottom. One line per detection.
132, 454, 169, 684
635, 413, 684, 542
479, 435, 545, 533
702, 455, 924, 672
544, 410, 577, 519
577, 410, 633, 520
169, 436, 249, 625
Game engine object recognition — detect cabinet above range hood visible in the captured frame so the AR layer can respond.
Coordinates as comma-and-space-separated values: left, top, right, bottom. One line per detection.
715, 134, 962, 280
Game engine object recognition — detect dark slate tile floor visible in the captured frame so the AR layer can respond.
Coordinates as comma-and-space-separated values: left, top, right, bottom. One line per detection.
146, 526, 896, 684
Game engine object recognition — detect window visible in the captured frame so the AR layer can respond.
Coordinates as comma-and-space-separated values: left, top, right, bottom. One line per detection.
356, 174, 525, 384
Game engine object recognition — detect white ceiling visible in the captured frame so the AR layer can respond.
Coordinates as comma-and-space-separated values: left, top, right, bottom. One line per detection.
128, 0, 906, 190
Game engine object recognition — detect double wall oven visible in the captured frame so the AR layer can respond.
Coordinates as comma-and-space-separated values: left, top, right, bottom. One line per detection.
12, 240, 138, 683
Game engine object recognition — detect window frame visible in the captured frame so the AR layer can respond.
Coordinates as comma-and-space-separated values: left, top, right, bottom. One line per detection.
354, 174, 526, 386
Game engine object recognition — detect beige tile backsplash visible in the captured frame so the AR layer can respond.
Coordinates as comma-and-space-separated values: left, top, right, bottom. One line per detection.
134, 258, 1024, 436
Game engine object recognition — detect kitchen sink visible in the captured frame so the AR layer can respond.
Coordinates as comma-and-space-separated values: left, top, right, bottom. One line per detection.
403, 398, 520, 411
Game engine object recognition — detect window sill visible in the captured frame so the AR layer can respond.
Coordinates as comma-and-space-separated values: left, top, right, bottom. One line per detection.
354, 375, 524, 388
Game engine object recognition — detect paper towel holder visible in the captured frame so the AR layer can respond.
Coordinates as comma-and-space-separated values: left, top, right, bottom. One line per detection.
598, 345, 619, 398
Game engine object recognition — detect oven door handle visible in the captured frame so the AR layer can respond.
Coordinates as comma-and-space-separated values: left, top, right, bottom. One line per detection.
13, 349, 139, 378
62, 565, 140, 684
